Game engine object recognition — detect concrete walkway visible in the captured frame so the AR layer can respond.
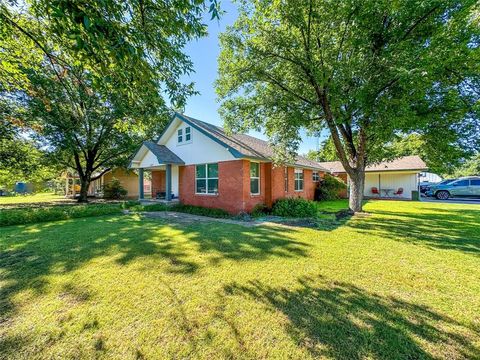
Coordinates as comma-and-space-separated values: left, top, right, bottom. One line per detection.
141, 211, 260, 227
138, 211, 319, 228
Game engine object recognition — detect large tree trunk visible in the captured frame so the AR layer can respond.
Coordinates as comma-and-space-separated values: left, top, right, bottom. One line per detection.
348, 170, 365, 213
78, 177, 91, 203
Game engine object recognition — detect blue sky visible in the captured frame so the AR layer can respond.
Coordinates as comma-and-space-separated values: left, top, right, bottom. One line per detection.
181, 0, 321, 155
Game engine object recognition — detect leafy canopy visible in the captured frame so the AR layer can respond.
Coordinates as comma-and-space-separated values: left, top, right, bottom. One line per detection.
217, 0, 479, 172
1, 0, 220, 199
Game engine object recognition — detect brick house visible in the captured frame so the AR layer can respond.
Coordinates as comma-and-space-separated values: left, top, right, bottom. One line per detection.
129, 113, 327, 214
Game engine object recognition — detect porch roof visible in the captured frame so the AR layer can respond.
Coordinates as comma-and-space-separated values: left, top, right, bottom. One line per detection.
130, 141, 185, 168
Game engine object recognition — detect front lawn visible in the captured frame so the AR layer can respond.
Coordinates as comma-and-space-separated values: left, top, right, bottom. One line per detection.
0, 192, 70, 207
1, 201, 479, 359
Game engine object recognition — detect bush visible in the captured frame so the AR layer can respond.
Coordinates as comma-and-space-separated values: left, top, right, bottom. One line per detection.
251, 203, 270, 218
0, 204, 123, 227
169, 204, 230, 218
272, 197, 317, 218
315, 174, 347, 201
103, 178, 127, 199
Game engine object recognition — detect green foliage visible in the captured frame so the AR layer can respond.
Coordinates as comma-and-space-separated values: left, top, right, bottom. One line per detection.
169, 204, 231, 218
0, 119, 59, 190
453, 153, 480, 176
102, 178, 128, 200
305, 137, 338, 162
272, 198, 318, 218
0, 204, 122, 227
315, 174, 347, 201
0, 0, 221, 201
250, 203, 271, 218
385, 133, 466, 175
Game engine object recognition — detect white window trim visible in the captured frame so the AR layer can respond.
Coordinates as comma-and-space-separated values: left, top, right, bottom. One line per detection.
294, 168, 304, 191
184, 126, 192, 143
177, 126, 192, 146
250, 161, 260, 195
195, 163, 219, 195
177, 128, 183, 144
312, 171, 320, 182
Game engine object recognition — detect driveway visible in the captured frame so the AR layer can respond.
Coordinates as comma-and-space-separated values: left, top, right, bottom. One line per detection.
421, 197, 480, 205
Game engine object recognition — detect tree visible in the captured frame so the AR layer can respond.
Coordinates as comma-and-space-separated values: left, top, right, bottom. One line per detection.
453, 153, 480, 176
1, 0, 220, 202
0, 118, 58, 190
305, 137, 338, 162
216, 0, 479, 212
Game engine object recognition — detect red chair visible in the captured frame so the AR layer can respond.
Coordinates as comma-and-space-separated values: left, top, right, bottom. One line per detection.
393, 187, 404, 197
371, 187, 380, 196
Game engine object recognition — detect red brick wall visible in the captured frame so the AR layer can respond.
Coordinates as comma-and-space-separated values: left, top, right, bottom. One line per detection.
179, 160, 246, 214
178, 160, 321, 214
151, 170, 166, 197
269, 166, 318, 204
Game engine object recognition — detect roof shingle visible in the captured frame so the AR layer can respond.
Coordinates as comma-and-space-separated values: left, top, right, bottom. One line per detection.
318, 156, 428, 173
178, 114, 327, 171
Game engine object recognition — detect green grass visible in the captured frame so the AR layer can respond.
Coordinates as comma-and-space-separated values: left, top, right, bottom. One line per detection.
315, 198, 350, 213
0, 192, 68, 206
1, 201, 479, 359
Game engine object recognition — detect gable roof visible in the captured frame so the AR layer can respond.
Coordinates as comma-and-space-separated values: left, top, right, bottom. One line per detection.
318, 156, 428, 174
143, 141, 184, 164
172, 113, 327, 170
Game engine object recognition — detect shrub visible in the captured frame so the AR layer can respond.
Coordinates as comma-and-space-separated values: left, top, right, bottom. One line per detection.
169, 204, 230, 218
315, 174, 347, 201
0, 204, 123, 227
251, 203, 270, 218
103, 178, 127, 199
272, 197, 317, 218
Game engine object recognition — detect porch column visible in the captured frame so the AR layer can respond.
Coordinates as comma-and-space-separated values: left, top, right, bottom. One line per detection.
166, 164, 172, 201
138, 168, 144, 200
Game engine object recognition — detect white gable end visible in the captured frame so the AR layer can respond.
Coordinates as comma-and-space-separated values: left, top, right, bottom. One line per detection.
160, 120, 235, 165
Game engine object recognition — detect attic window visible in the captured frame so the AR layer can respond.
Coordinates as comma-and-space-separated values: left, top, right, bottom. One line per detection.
177, 129, 183, 143
185, 127, 191, 142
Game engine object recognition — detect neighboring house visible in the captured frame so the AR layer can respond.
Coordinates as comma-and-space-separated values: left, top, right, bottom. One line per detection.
129, 113, 327, 214
319, 156, 428, 200
64, 168, 143, 199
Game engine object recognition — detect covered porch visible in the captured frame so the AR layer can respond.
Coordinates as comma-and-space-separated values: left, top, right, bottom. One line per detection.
363, 171, 420, 200
129, 141, 184, 201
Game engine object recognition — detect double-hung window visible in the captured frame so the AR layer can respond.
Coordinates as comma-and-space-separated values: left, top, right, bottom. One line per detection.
294, 169, 304, 191
284, 167, 288, 192
195, 163, 218, 194
250, 162, 260, 195
185, 127, 191, 142
312, 171, 320, 182
177, 129, 183, 143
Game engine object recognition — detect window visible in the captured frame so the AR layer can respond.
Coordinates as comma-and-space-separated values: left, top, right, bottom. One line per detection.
471, 179, 480, 186
284, 167, 288, 192
312, 171, 320, 182
185, 127, 191, 142
250, 162, 260, 194
454, 180, 469, 186
177, 129, 183, 143
195, 163, 218, 194
294, 169, 304, 191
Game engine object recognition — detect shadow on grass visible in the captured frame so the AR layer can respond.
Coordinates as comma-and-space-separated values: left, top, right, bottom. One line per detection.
349, 206, 480, 254
224, 275, 479, 359
0, 215, 307, 330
